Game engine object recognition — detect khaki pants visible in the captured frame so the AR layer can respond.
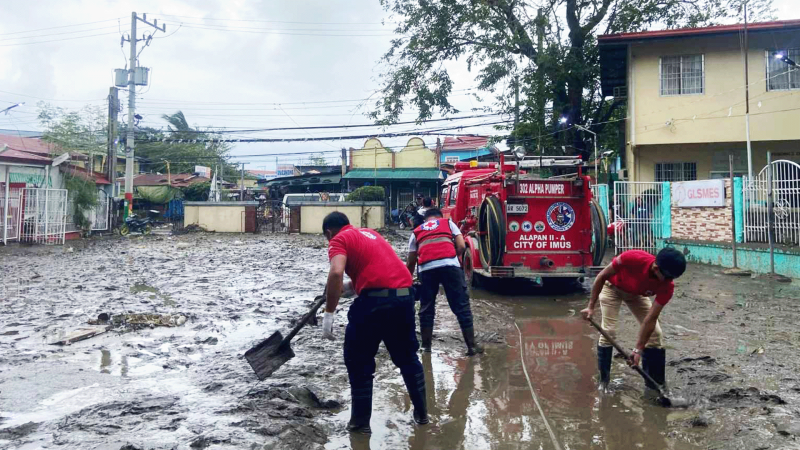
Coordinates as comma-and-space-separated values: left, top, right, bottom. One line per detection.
598, 282, 663, 348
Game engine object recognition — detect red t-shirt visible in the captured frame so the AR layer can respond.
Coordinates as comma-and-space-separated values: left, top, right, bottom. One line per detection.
609, 250, 674, 305
328, 225, 412, 295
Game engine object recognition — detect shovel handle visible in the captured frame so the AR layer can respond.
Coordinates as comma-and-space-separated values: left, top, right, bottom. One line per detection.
282, 293, 326, 345
587, 317, 665, 397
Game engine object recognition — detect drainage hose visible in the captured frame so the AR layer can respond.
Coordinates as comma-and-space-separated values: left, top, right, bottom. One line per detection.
478, 195, 506, 268
590, 199, 608, 266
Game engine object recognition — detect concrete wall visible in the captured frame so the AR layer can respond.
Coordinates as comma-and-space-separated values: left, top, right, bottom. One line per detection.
299, 202, 385, 233
629, 31, 800, 146
184, 201, 258, 232
352, 138, 393, 169
661, 239, 800, 279
670, 178, 733, 242
351, 137, 438, 170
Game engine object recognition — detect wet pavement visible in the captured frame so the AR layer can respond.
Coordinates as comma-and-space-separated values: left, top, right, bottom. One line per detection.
1, 232, 799, 449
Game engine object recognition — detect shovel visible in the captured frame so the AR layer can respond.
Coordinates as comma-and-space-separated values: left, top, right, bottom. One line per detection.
588, 318, 687, 407
245, 293, 326, 380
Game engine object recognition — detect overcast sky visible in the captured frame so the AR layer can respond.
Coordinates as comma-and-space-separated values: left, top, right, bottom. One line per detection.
0, 0, 796, 171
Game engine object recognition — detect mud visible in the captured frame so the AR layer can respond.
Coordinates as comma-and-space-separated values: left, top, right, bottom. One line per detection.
1, 232, 799, 449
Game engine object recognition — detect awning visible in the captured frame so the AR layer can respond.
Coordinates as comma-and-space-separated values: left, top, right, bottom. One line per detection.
264, 173, 342, 188
343, 168, 443, 180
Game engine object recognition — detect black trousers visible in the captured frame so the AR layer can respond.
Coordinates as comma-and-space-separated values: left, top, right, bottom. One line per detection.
418, 265, 474, 330
343, 292, 424, 395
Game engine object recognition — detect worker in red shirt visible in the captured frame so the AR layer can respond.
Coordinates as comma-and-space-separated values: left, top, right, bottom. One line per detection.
406, 208, 483, 355
321, 212, 429, 434
580, 247, 686, 391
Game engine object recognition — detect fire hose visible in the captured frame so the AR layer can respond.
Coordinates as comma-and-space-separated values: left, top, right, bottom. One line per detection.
590, 199, 608, 266
477, 196, 506, 268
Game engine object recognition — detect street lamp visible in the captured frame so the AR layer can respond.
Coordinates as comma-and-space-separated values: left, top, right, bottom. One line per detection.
574, 124, 598, 181
559, 116, 568, 124
775, 52, 797, 67
0, 102, 24, 115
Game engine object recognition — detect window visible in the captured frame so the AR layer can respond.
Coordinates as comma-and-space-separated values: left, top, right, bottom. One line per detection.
441, 187, 449, 206
767, 49, 800, 91
444, 155, 459, 164
655, 162, 697, 182
660, 54, 704, 95
448, 185, 458, 206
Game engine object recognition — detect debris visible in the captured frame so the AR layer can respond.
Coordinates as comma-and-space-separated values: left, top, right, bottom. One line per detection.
723, 268, 751, 276
1, 330, 20, 336
751, 347, 765, 355
48, 325, 109, 345
177, 242, 191, 248
232, 240, 244, 245
88, 313, 187, 330
776, 421, 800, 436
690, 412, 713, 427
0, 421, 39, 440
288, 386, 343, 409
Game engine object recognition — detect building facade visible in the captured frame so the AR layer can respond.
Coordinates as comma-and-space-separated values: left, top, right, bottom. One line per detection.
599, 20, 800, 182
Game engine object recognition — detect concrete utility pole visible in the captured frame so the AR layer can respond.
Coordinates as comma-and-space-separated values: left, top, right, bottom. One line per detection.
123, 12, 165, 216
240, 162, 245, 200
107, 87, 119, 192
743, 1, 753, 179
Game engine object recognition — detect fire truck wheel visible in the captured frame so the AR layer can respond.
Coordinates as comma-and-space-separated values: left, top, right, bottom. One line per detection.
478, 196, 506, 268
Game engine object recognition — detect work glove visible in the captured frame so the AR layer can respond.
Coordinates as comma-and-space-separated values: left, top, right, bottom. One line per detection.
322, 312, 335, 340
342, 279, 355, 298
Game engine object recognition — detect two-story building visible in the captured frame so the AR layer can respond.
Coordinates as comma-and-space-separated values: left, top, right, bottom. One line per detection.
599, 19, 800, 182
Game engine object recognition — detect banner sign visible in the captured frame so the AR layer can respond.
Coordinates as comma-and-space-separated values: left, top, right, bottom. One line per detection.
277, 164, 296, 177
672, 179, 725, 207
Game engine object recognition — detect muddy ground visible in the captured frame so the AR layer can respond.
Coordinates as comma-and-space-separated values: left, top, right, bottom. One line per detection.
1, 231, 799, 450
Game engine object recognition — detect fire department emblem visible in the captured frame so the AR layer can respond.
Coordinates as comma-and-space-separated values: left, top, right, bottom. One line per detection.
546, 202, 575, 232
421, 220, 440, 231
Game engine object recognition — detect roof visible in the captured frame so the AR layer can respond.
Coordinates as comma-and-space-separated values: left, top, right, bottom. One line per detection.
0, 145, 52, 165
598, 19, 800, 44
247, 169, 276, 177
343, 168, 444, 180
263, 172, 342, 187
0, 134, 57, 156
294, 165, 341, 174
442, 136, 490, 151
133, 173, 210, 187
61, 165, 111, 185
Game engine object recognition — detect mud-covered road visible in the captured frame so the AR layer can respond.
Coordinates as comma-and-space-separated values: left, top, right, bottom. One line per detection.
1, 232, 799, 450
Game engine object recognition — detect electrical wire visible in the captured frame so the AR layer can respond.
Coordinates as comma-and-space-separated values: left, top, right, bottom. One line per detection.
0, 31, 127, 47
150, 13, 394, 25
0, 18, 123, 36
178, 24, 395, 37
0, 25, 120, 42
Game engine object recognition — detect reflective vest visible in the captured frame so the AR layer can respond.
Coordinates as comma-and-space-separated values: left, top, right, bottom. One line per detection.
414, 218, 456, 264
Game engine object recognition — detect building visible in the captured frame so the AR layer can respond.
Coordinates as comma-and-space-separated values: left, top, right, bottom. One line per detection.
0, 135, 60, 188
439, 136, 496, 164
599, 19, 800, 182
344, 137, 443, 210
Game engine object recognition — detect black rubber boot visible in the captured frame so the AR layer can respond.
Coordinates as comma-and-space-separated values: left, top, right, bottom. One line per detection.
402, 371, 429, 425
642, 347, 666, 390
597, 345, 613, 389
420, 326, 433, 353
346, 385, 373, 434
461, 326, 484, 356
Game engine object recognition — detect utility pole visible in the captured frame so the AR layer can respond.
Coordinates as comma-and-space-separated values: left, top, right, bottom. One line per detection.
123, 12, 165, 217
107, 87, 119, 194
240, 162, 245, 200
743, 1, 753, 179
514, 75, 520, 136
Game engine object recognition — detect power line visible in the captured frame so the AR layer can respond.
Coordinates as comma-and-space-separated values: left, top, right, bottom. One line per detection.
0, 18, 123, 36
0, 90, 107, 103
150, 13, 394, 25
0, 25, 120, 42
0, 30, 128, 47
178, 23, 395, 37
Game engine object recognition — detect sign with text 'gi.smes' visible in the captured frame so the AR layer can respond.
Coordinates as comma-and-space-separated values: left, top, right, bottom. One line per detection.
277, 164, 296, 177
672, 179, 725, 207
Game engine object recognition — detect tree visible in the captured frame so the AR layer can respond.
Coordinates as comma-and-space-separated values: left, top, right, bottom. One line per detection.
307, 152, 328, 166
37, 102, 107, 170
372, 0, 774, 158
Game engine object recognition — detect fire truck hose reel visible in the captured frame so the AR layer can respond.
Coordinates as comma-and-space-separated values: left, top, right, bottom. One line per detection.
477, 196, 506, 268
589, 199, 608, 266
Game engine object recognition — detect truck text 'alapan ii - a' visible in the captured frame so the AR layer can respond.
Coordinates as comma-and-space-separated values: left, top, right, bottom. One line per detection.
440, 149, 607, 286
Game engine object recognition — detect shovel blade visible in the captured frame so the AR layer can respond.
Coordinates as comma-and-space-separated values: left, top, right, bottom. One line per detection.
244, 331, 295, 380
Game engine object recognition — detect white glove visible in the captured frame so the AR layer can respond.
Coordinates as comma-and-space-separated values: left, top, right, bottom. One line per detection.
322, 312, 335, 340
342, 279, 355, 298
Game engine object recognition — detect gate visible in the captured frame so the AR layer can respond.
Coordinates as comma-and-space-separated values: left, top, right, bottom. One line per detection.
398, 190, 414, 209
20, 188, 68, 245
613, 182, 664, 254
591, 184, 610, 223
743, 160, 800, 246
90, 190, 110, 231
0, 187, 23, 244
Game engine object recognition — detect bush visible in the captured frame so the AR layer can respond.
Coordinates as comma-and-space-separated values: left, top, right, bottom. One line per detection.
64, 173, 99, 231
181, 182, 210, 201
346, 186, 385, 202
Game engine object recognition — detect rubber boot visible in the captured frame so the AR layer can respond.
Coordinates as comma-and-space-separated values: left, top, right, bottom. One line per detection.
420, 326, 433, 353
642, 347, 666, 391
461, 326, 484, 356
597, 345, 613, 390
402, 371, 429, 425
346, 385, 373, 434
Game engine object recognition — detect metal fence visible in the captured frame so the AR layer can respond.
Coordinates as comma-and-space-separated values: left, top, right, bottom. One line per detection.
20, 188, 68, 245
743, 160, 800, 246
65, 190, 111, 233
0, 187, 24, 244
613, 182, 665, 254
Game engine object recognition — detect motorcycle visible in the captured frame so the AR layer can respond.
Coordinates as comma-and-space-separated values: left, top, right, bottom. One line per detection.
398, 202, 422, 229
120, 214, 153, 236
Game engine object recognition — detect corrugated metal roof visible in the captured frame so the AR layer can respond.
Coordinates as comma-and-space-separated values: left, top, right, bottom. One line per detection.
343, 168, 443, 180
0, 134, 57, 155
598, 19, 800, 44
0, 147, 52, 165
442, 136, 490, 151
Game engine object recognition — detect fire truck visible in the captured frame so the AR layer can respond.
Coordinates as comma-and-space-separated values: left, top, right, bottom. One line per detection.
440, 149, 607, 286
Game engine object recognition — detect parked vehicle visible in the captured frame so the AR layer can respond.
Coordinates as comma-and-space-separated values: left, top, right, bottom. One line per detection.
120, 214, 154, 236
281, 193, 346, 231
440, 151, 607, 286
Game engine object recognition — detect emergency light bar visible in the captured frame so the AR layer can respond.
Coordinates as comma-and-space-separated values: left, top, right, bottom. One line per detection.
505, 157, 582, 168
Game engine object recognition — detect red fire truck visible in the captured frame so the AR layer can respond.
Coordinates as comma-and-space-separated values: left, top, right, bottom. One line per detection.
440, 150, 607, 286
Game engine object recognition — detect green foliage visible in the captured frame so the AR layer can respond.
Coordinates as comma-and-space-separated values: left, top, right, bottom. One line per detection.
64, 172, 99, 231
346, 186, 386, 202
181, 181, 210, 201
307, 153, 328, 166
37, 102, 106, 164
373, 0, 775, 159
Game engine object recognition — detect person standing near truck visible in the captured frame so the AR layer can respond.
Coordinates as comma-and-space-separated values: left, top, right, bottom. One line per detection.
321, 212, 429, 433
407, 208, 483, 356
580, 247, 686, 391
